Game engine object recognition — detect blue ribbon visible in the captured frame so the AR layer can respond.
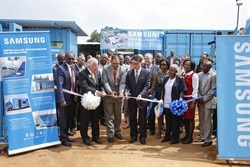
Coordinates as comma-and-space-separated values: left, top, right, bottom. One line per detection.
169, 98, 188, 116
146, 92, 159, 118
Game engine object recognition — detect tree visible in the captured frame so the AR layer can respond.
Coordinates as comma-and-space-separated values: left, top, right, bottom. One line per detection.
87, 30, 100, 42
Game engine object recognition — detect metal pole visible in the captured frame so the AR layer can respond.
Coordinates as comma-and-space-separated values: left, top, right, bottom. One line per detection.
236, 0, 243, 33
236, 4, 240, 32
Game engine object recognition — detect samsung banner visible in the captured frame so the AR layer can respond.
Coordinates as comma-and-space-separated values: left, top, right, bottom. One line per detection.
101, 29, 164, 50
216, 35, 250, 159
0, 31, 60, 155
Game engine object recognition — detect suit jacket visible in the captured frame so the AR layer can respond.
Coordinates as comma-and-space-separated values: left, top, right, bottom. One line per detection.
78, 68, 104, 95
53, 63, 60, 84
125, 68, 151, 108
145, 64, 160, 91
73, 64, 81, 93
56, 62, 76, 103
198, 70, 216, 109
162, 76, 187, 101
102, 64, 126, 102
166, 55, 180, 65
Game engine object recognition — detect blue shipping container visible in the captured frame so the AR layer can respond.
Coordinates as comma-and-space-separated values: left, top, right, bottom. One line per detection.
163, 29, 233, 65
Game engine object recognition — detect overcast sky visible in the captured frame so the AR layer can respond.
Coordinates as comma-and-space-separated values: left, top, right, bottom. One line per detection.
1, 0, 249, 37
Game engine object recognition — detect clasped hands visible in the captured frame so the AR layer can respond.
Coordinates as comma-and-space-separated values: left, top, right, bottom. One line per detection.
95, 90, 106, 97
124, 92, 141, 100
109, 91, 124, 99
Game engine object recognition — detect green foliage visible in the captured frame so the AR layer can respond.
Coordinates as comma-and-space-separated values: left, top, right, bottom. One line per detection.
87, 30, 100, 42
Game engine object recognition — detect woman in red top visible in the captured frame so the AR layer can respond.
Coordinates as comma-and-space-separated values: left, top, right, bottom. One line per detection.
181, 59, 199, 144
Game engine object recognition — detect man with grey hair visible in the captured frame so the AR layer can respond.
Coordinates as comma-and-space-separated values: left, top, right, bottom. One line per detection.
197, 60, 216, 147
78, 57, 106, 146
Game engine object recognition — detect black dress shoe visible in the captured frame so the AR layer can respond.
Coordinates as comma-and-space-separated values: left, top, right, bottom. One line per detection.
161, 126, 166, 131
68, 138, 75, 142
129, 138, 137, 143
92, 138, 102, 144
169, 141, 179, 145
202, 141, 212, 147
62, 141, 72, 147
161, 138, 170, 143
182, 138, 193, 144
140, 139, 146, 145
180, 136, 188, 141
83, 140, 92, 146
150, 131, 155, 135
108, 137, 114, 143
115, 134, 123, 140
100, 121, 106, 126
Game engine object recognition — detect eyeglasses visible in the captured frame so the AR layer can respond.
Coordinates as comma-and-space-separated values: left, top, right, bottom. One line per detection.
68, 58, 74, 60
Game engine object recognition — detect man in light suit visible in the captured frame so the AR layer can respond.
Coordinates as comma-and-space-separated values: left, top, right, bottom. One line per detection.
78, 58, 105, 146
102, 55, 126, 143
144, 53, 160, 135
197, 60, 216, 147
125, 55, 151, 145
56, 52, 76, 147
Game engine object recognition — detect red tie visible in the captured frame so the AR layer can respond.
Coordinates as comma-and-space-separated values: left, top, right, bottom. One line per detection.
113, 69, 116, 81
70, 65, 75, 92
113, 69, 117, 85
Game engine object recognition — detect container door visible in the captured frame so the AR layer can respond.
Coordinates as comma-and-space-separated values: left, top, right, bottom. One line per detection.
164, 32, 190, 58
190, 32, 215, 64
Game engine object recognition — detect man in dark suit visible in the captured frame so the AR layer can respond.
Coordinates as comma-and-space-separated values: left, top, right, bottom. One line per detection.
144, 53, 160, 135
52, 53, 65, 127
73, 53, 85, 130
166, 50, 181, 66
125, 55, 151, 145
78, 57, 105, 146
56, 52, 76, 147
53, 53, 65, 84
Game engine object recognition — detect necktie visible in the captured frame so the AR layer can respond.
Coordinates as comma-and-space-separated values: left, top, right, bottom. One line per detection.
70, 65, 75, 92
135, 70, 139, 83
92, 73, 96, 83
113, 69, 117, 85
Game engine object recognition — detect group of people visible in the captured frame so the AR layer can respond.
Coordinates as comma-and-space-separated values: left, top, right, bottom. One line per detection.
53, 50, 216, 148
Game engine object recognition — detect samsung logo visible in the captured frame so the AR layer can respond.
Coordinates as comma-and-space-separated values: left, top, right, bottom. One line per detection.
4, 37, 46, 44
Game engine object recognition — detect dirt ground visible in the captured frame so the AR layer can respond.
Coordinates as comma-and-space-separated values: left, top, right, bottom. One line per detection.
0, 118, 250, 167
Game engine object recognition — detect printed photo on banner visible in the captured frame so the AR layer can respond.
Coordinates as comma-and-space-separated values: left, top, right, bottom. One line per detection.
100, 29, 164, 50
101, 29, 128, 48
4, 94, 31, 115
31, 73, 54, 93
32, 109, 57, 130
0, 56, 26, 79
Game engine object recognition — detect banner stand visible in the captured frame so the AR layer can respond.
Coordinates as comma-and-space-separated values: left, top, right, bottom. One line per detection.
0, 31, 60, 155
